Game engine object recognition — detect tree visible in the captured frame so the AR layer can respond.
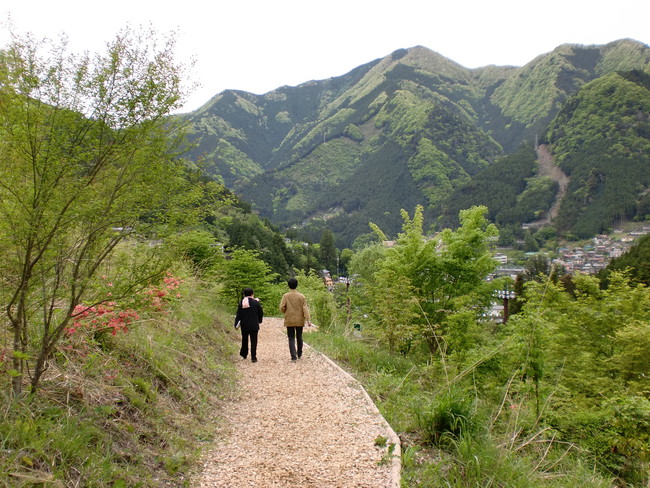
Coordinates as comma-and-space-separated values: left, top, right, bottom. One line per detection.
224, 212, 292, 276
369, 205, 499, 355
523, 229, 539, 252
599, 234, 650, 286
319, 229, 337, 273
0, 27, 190, 395
218, 249, 278, 309
522, 254, 563, 283
510, 271, 650, 481
368, 272, 418, 354
170, 230, 222, 273
418, 206, 499, 354
348, 243, 387, 289
338, 248, 354, 276
547, 272, 650, 398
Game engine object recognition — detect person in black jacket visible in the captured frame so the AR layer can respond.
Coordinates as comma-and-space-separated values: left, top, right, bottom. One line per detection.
234, 287, 263, 362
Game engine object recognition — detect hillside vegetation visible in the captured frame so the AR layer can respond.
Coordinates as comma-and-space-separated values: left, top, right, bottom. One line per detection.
180, 40, 650, 246
2, 28, 649, 488
309, 207, 650, 487
545, 70, 650, 237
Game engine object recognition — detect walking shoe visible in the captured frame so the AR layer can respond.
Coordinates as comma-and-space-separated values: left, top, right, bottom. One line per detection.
252, 359, 257, 363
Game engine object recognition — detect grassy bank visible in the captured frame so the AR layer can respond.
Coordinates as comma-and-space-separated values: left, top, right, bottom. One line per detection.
306, 326, 614, 488
0, 278, 239, 487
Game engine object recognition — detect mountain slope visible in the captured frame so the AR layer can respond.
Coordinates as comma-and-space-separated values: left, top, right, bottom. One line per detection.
545, 69, 650, 237
179, 39, 650, 246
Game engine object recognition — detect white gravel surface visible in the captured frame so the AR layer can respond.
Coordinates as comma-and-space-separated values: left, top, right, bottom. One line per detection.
195, 317, 400, 487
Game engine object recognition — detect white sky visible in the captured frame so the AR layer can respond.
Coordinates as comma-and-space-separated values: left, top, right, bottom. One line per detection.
3, 0, 649, 113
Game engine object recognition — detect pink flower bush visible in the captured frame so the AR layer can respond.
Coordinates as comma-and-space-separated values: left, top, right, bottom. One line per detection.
66, 272, 184, 336
67, 303, 139, 336
141, 272, 184, 312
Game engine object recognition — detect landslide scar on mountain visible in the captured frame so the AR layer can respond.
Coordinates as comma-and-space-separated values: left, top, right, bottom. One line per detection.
535, 144, 569, 224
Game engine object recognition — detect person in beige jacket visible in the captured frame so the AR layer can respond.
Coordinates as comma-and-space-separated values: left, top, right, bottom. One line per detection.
279, 277, 312, 361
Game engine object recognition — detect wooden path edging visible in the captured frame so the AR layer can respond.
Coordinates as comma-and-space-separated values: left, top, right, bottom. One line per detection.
312, 345, 402, 488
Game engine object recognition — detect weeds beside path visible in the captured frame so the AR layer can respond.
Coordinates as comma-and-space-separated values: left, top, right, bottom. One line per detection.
195, 317, 400, 487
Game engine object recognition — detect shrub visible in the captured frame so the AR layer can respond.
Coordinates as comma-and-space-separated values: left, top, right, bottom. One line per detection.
416, 388, 476, 447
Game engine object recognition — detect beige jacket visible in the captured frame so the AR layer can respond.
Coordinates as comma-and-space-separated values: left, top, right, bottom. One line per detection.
279, 289, 310, 327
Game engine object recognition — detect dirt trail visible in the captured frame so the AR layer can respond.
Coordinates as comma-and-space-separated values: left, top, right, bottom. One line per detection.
194, 318, 400, 488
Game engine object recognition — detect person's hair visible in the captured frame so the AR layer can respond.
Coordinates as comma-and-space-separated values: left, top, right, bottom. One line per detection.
242, 287, 254, 297
287, 277, 298, 289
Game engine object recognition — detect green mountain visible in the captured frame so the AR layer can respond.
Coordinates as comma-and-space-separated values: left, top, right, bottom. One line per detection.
179, 39, 650, 246
545, 69, 650, 237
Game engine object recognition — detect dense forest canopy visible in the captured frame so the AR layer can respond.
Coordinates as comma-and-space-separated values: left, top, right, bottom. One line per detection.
545, 70, 650, 237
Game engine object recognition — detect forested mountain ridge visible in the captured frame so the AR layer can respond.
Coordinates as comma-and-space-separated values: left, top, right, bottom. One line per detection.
179, 39, 650, 246
545, 69, 650, 237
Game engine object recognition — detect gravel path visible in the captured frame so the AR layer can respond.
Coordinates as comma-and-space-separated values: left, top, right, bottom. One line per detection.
195, 317, 400, 488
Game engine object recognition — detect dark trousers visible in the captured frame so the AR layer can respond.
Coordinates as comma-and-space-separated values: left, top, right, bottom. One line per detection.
240, 330, 258, 360
286, 326, 303, 360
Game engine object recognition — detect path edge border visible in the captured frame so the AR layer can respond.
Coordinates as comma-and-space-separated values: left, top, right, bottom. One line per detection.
311, 346, 402, 488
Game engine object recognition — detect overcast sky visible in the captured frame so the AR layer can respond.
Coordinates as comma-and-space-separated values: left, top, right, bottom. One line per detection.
3, 0, 649, 112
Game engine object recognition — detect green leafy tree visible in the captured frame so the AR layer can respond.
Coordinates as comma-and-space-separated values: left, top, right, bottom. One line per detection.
348, 243, 387, 289
512, 271, 650, 482
338, 248, 354, 276
169, 230, 223, 273
523, 229, 539, 252
0, 27, 190, 396
523, 254, 559, 282
302, 241, 320, 273
218, 249, 278, 309
224, 212, 292, 276
319, 229, 337, 273
505, 277, 567, 419
369, 205, 499, 355
368, 272, 419, 354
598, 233, 650, 286
547, 272, 650, 399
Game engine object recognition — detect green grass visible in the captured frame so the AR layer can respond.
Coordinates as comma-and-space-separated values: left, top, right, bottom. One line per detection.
0, 277, 239, 487
415, 388, 477, 447
0, 280, 625, 487
306, 328, 615, 488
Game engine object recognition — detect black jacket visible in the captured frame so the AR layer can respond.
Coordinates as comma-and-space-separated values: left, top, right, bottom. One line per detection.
234, 297, 263, 332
